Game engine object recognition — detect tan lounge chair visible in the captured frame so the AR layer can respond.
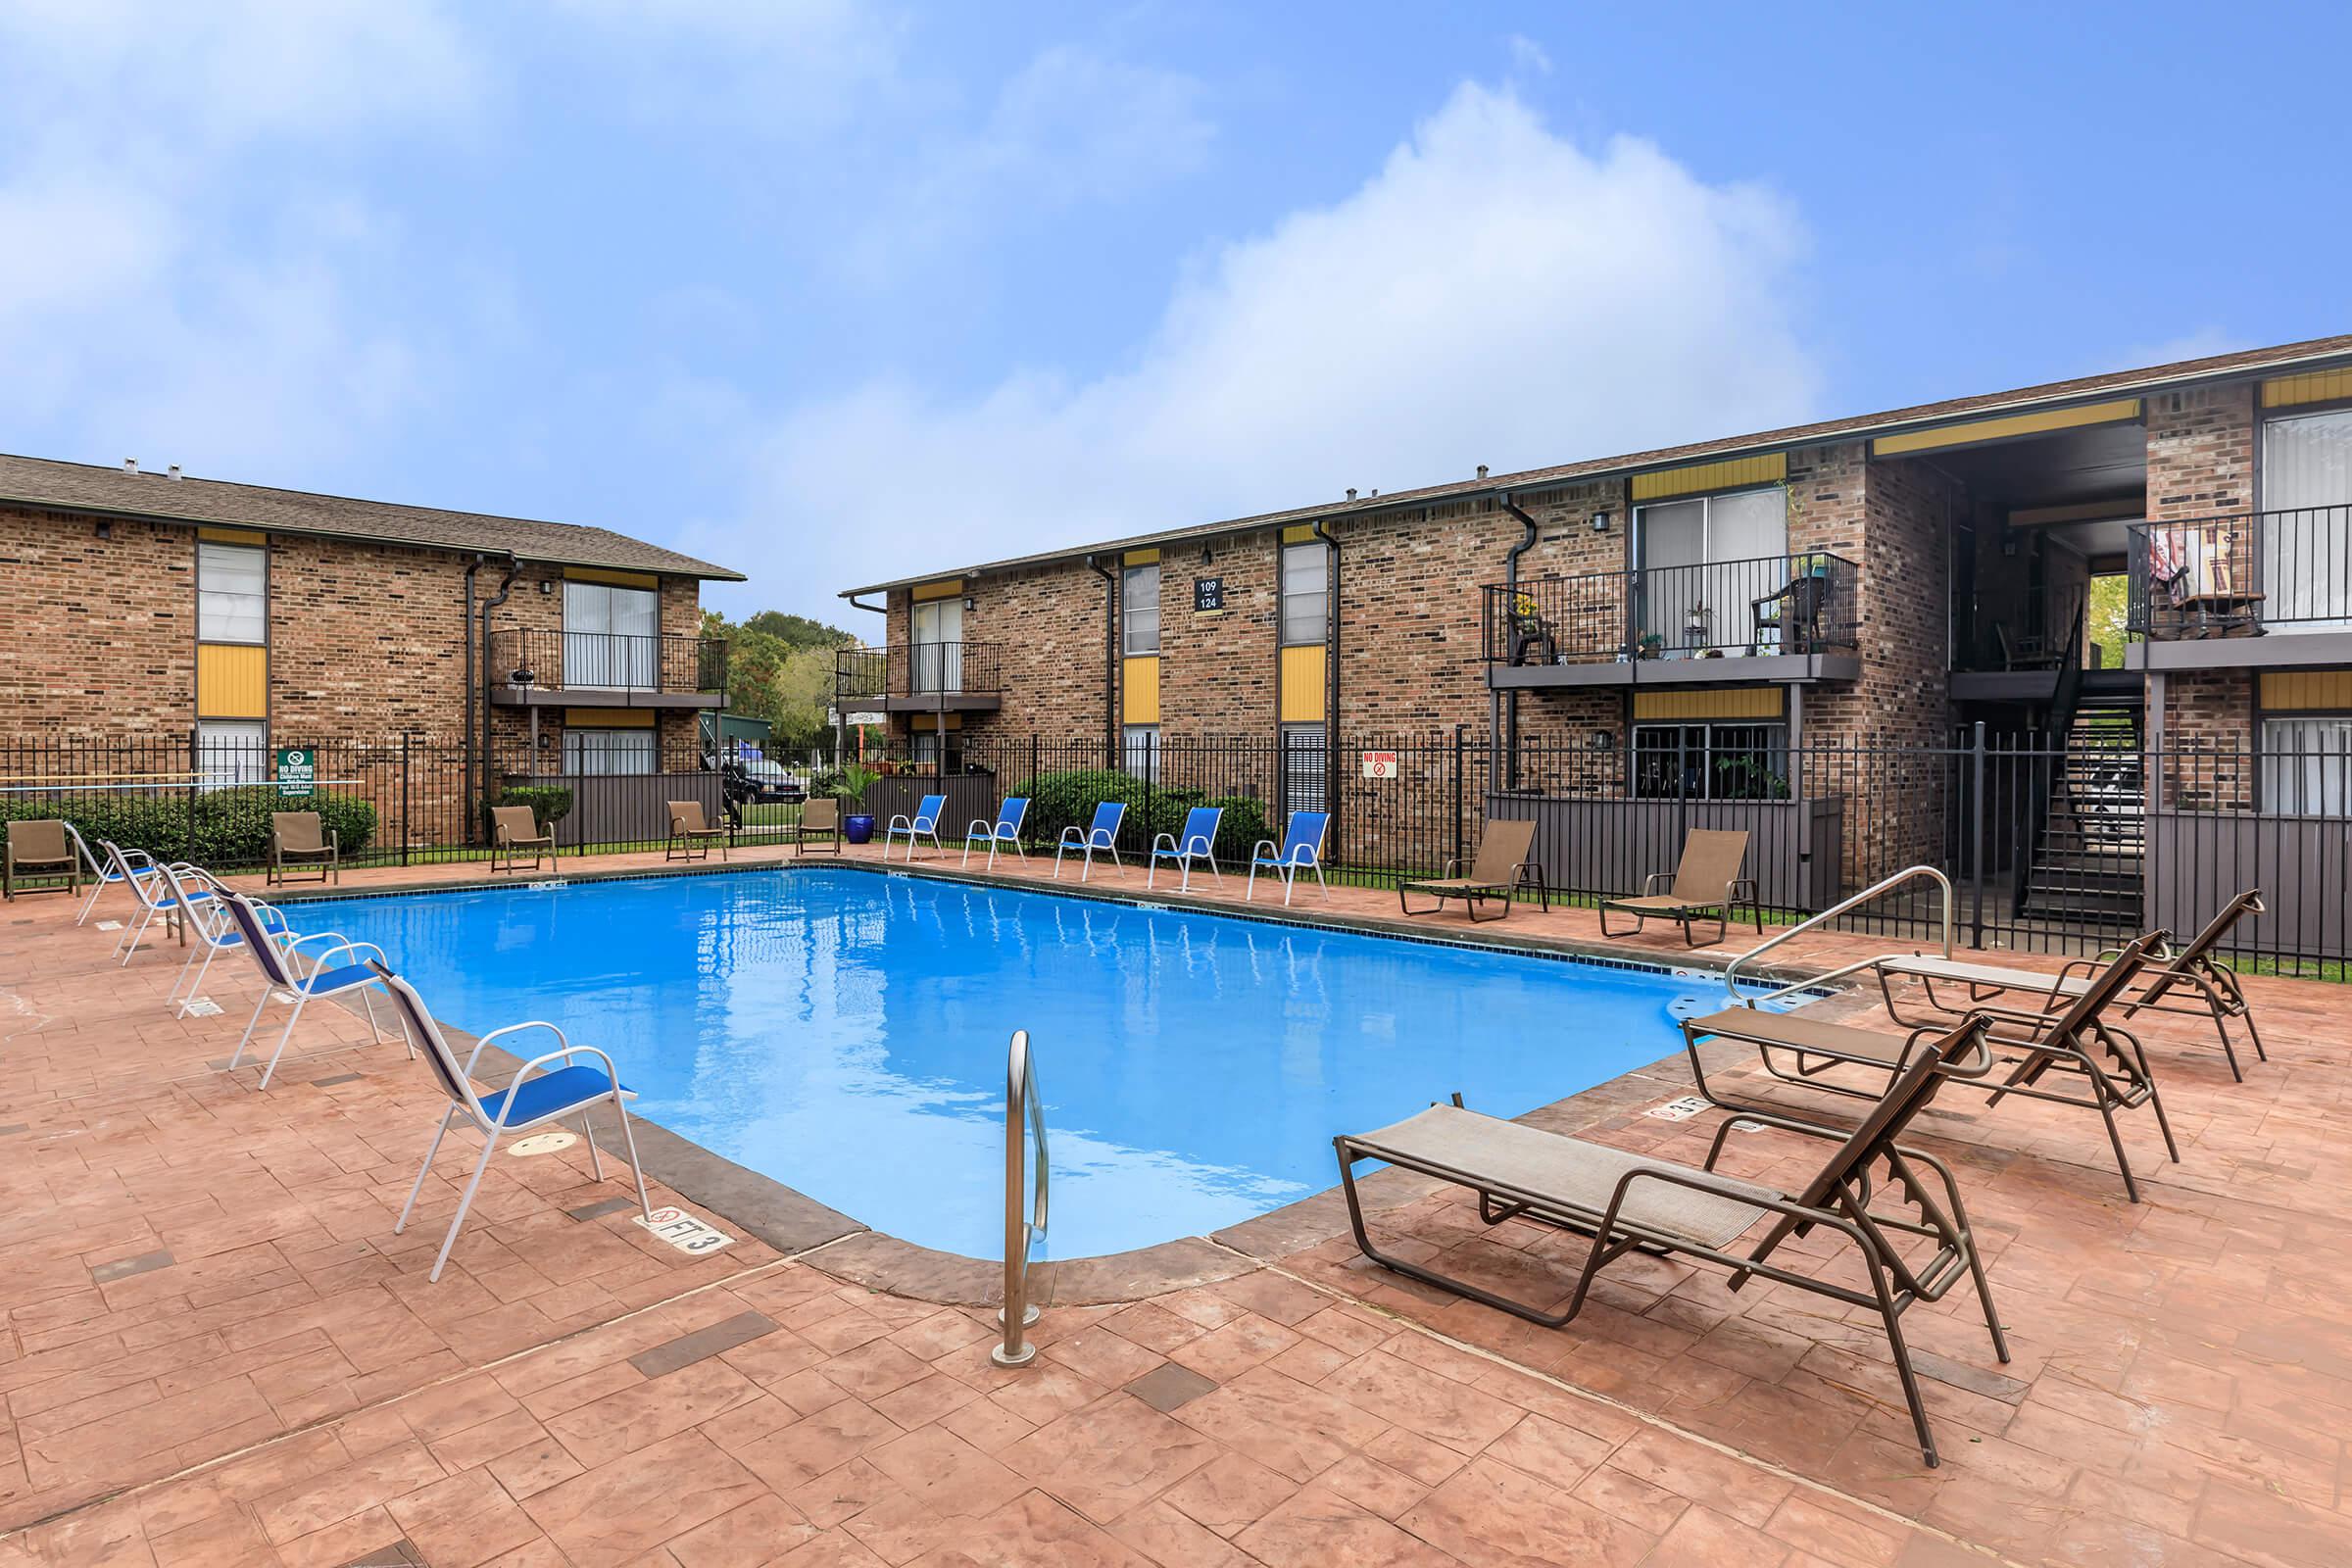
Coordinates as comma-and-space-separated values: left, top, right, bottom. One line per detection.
1872, 889, 2267, 1081
1396, 817, 1545, 922
666, 799, 727, 862
268, 810, 340, 887
1686, 936, 2177, 1200
5, 820, 78, 901
1597, 828, 1758, 945
792, 798, 842, 856
1337, 1016, 2004, 1467
490, 806, 555, 874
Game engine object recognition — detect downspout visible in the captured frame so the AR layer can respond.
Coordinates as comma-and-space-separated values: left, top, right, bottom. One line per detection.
477, 558, 519, 820
1499, 495, 1541, 789
1312, 520, 1342, 845
1087, 556, 1119, 761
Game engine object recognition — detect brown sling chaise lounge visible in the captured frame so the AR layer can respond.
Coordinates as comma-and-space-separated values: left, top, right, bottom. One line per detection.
1685, 936, 2178, 1201
1872, 889, 2268, 1081
1336, 1015, 2004, 1466
489, 806, 556, 874
5, 820, 78, 901
666, 800, 728, 862
1396, 817, 1545, 922
792, 799, 842, 856
268, 810, 341, 887
1597, 828, 1759, 945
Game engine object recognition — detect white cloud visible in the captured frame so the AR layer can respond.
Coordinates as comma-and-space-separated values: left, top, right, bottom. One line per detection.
546, 0, 906, 140
702, 81, 1819, 613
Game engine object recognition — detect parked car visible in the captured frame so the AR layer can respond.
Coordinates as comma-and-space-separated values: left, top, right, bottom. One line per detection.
740, 759, 808, 804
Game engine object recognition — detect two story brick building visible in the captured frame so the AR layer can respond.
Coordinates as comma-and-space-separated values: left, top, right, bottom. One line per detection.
0, 453, 742, 796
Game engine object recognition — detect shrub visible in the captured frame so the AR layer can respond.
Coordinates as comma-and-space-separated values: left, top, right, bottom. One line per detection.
493, 784, 573, 831
1004, 769, 1272, 858
0, 788, 376, 871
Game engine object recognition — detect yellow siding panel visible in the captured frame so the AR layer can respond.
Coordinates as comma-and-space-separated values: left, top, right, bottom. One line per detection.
563, 566, 660, 589
1122, 656, 1160, 724
910, 578, 964, 603
908, 712, 963, 732
563, 707, 654, 728
196, 526, 268, 546
1633, 686, 1787, 721
1869, 398, 2140, 458
1281, 524, 1319, 544
1630, 453, 1788, 503
2262, 370, 2352, 409
196, 644, 268, 719
1122, 548, 1160, 566
2260, 670, 2352, 710
1279, 645, 1326, 723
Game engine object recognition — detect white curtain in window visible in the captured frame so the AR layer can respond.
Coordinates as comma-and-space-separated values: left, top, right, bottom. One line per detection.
197, 543, 267, 644
910, 599, 963, 692
195, 719, 268, 786
1637, 490, 1788, 651
564, 583, 660, 687
1122, 565, 1160, 655
1122, 724, 1159, 782
2262, 717, 2352, 815
2260, 410, 2352, 629
562, 728, 655, 776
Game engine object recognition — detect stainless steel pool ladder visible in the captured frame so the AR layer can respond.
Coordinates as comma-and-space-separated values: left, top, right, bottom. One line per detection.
993, 1028, 1050, 1367
1723, 864, 1954, 1006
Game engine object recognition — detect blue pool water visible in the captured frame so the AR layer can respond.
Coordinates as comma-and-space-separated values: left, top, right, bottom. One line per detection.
304, 868, 1771, 1258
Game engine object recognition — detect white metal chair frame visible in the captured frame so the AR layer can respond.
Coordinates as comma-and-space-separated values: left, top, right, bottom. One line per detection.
1054, 805, 1126, 882
108, 842, 212, 962
1147, 814, 1224, 894
164, 863, 291, 1014
962, 801, 1029, 869
1247, 817, 1332, 906
376, 961, 652, 1282
219, 891, 390, 1089
884, 795, 947, 860
67, 824, 144, 926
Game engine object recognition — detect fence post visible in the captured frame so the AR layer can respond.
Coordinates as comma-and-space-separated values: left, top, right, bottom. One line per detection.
1451, 723, 1466, 872
1675, 730, 1690, 847
1969, 721, 1986, 950
184, 725, 199, 864
400, 731, 414, 868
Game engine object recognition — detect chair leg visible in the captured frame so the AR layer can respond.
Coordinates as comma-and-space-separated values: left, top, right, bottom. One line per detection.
1869, 1264, 1939, 1467
397, 1106, 458, 1233
1246, 862, 1259, 902
2088, 1074, 2142, 1203
1314, 863, 1329, 903
75, 877, 107, 925
430, 1129, 501, 1282
578, 1109, 605, 1181
256, 992, 310, 1090
230, 985, 272, 1066
612, 1094, 654, 1218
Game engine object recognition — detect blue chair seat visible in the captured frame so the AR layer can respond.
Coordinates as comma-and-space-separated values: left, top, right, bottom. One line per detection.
306, 961, 383, 994
476, 1063, 628, 1127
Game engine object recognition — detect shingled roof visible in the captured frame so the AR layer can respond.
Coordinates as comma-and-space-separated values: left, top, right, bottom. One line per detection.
840, 329, 2352, 597
0, 453, 744, 580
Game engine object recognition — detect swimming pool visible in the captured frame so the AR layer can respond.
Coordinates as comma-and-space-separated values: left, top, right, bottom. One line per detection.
304, 867, 1782, 1258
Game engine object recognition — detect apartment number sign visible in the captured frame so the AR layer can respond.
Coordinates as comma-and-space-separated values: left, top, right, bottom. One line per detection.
1194, 576, 1224, 612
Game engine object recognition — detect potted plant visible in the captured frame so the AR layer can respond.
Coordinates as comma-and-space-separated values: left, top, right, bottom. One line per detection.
1637, 631, 1664, 661
832, 764, 882, 845
1792, 552, 1831, 578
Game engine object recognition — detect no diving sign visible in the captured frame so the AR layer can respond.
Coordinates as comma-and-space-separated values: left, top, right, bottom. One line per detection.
1360, 750, 1398, 780
635, 1206, 733, 1256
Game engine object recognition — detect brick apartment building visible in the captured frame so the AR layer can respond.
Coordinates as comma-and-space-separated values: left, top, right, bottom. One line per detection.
839, 335, 2352, 931
0, 454, 742, 789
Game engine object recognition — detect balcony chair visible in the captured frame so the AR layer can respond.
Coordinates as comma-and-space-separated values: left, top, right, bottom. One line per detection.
665, 799, 728, 862
1147, 805, 1224, 893
1396, 817, 1546, 922
1596, 828, 1759, 946
962, 797, 1029, 869
792, 798, 842, 856
1054, 802, 1126, 881
268, 810, 340, 887
1684, 937, 2176, 1201
372, 960, 652, 1283
4, 819, 78, 901
1335, 1016, 2004, 1467
884, 793, 947, 859
218, 891, 393, 1091
490, 805, 555, 874
1247, 810, 1331, 906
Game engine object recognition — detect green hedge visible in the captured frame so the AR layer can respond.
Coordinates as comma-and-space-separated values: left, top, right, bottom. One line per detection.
1004, 769, 1270, 859
494, 785, 574, 829
0, 788, 376, 871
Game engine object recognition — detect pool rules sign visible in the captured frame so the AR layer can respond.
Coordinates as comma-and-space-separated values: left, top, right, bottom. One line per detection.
276, 747, 316, 799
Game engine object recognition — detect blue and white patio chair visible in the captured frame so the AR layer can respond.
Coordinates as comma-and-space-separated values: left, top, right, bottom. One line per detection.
962, 797, 1029, 869
67, 824, 145, 926
1247, 810, 1331, 906
885, 793, 947, 860
110, 841, 214, 962
164, 863, 292, 1013
1148, 805, 1224, 893
371, 960, 652, 1282
1054, 801, 1126, 882
219, 891, 391, 1089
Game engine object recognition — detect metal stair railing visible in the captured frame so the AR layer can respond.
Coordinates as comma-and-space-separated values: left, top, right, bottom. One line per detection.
992, 1029, 1050, 1367
1724, 864, 1953, 1007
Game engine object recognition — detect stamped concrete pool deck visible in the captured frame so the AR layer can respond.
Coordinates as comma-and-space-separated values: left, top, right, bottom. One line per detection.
0, 840, 2346, 1566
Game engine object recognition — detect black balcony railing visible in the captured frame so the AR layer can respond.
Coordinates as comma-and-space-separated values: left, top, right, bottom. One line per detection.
1483, 553, 1859, 665
487, 628, 727, 696
834, 641, 1004, 703
2128, 508, 2352, 639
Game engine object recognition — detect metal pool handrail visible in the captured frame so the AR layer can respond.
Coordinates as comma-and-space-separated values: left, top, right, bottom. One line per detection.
1724, 865, 1953, 1006
992, 1028, 1050, 1367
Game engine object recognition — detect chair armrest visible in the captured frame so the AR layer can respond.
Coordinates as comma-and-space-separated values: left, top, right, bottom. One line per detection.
1250, 838, 1278, 862
1151, 832, 1178, 853
1727, 876, 1757, 905
1058, 825, 1087, 845
886, 814, 913, 833
328, 829, 339, 854
1642, 871, 1672, 895
472, 1019, 570, 1078
489, 1041, 623, 1126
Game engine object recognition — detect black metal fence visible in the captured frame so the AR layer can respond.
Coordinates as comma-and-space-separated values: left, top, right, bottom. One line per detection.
1484, 553, 1859, 664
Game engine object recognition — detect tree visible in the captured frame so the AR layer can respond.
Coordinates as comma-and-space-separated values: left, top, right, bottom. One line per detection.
702, 609, 858, 745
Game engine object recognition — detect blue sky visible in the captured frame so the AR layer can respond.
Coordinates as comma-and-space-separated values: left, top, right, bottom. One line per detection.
5, 1, 2348, 622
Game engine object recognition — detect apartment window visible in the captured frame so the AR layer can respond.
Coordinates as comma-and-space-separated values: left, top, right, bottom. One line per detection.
1122, 564, 1160, 655
563, 581, 660, 688
1635, 488, 1788, 651
1281, 722, 1327, 815
195, 719, 268, 786
197, 542, 267, 644
909, 730, 963, 772
1632, 722, 1789, 800
1281, 542, 1328, 646
2259, 409, 2352, 629
2261, 716, 2352, 815
1122, 724, 1160, 783
562, 727, 655, 776
909, 597, 964, 693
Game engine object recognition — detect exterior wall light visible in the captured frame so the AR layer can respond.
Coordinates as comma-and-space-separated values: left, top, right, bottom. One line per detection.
1592, 511, 1611, 533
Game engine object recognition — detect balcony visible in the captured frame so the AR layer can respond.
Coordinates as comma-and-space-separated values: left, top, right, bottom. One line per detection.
834, 641, 1004, 713
1483, 553, 1861, 691
2125, 509, 2352, 671
486, 628, 728, 710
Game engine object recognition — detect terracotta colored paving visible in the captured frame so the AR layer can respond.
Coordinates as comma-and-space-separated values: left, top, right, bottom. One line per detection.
0, 856, 2346, 1565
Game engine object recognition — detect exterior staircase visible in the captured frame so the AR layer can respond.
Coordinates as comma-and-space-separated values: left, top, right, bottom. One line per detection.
2018, 700, 2146, 924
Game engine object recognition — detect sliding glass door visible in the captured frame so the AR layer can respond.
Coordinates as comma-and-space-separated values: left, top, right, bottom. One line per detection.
1635, 488, 1788, 652
2261, 409, 2352, 630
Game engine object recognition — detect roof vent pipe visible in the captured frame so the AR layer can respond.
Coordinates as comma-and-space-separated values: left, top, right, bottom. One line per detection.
123, 458, 137, 474
1477, 465, 1489, 479
167, 465, 182, 481
1346, 488, 1356, 501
